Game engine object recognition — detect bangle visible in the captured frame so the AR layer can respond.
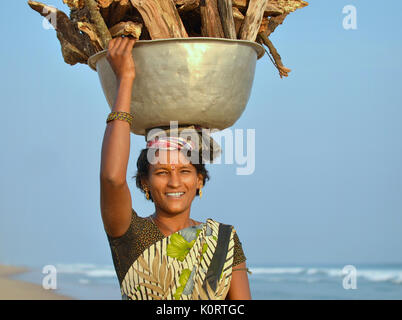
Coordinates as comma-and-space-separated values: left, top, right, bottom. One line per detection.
106, 111, 133, 126
232, 267, 252, 275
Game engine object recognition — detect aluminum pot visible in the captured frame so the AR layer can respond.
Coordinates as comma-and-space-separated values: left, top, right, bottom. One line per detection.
88, 37, 265, 136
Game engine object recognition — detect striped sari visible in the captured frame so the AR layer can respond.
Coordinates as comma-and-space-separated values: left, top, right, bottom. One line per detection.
120, 218, 235, 300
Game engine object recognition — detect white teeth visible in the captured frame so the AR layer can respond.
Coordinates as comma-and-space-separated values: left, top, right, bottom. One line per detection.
166, 192, 184, 197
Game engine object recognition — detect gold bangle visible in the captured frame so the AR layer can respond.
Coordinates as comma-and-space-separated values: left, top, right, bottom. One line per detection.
232, 267, 252, 275
106, 111, 133, 126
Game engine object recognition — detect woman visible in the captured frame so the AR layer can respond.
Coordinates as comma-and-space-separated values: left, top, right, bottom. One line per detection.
100, 36, 251, 300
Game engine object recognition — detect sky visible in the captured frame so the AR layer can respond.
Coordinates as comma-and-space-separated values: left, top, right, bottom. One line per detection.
0, 0, 401, 269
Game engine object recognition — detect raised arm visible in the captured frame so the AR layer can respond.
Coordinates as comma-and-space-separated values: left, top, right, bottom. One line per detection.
100, 36, 136, 237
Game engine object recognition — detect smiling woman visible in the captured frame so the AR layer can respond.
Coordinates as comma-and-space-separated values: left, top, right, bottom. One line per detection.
100, 36, 251, 300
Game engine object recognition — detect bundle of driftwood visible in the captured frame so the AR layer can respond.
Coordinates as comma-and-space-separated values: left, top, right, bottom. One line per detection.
28, 0, 308, 78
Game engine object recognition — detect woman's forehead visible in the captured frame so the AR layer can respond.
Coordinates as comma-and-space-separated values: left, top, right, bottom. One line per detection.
147, 149, 192, 166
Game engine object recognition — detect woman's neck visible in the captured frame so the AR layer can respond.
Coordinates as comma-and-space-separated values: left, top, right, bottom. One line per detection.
152, 207, 193, 235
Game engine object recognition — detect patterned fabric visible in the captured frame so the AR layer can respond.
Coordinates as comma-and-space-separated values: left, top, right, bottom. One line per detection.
107, 209, 246, 300
146, 136, 196, 151
120, 218, 235, 300
145, 124, 222, 163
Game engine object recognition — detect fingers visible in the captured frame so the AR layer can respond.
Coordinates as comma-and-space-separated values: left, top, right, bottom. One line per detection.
107, 36, 136, 63
115, 37, 135, 56
122, 37, 136, 54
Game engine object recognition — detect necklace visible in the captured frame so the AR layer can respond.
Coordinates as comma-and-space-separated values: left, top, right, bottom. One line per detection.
149, 214, 196, 236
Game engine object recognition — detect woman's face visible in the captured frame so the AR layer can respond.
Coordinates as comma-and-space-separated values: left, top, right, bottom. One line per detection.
144, 150, 203, 215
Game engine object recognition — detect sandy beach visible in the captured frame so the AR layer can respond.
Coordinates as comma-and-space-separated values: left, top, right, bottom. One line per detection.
0, 264, 73, 300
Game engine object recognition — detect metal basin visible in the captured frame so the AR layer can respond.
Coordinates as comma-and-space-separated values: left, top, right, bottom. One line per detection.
88, 37, 264, 136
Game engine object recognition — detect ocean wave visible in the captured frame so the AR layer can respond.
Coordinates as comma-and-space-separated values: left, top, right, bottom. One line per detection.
250, 267, 306, 275
55, 263, 117, 278
53, 264, 402, 285
357, 270, 402, 284
249, 266, 402, 285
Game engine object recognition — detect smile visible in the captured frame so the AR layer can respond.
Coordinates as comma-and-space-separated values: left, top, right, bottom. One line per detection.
165, 192, 185, 198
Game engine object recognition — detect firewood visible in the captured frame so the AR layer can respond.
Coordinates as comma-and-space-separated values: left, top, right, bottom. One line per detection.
258, 17, 269, 34
232, 6, 244, 37
264, 4, 283, 17
200, 0, 224, 38
28, 1, 96, 61
273, 0, 308, 14
83, 0, 112, 48
63, 0, 84, 10
28, 0, 309, 75
266, 12, 289, 37
130, 0, 188, 39
233, 0, 306, 16
257, 32, 290, 78
232, 0, 281, 16
98, 0, 114, 7
109, 0, 132, 27
77, 22, 103, 51
175, 0, 200, 12
217, 0, 236, 39
70, 6, 91, 24
96, 0, 114, 26
239, 0, 268, 41
109, 21, 143, 39
56, 32, 88, 65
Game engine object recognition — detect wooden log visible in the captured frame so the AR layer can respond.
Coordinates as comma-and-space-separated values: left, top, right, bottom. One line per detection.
83, 0, 112, 48
98, 0, 114, 6
109, 0, 132, 27
266, 12, 289, 37
97, 0, 114, 26
77, 22, 103, 51
70, 6, 91, 23
130, 0, 188, 39
174, 0, 200, 12
62, 0, 84, 10
257, 32, 291, 78
28, 1, 97, 63
232, 6, 244, 37
200, 0, 224, 38
109, 21, 143, 38
233, 0, 307, 16
57, 32, 88, 65
217, 0, 236, 39
239, 0, 268, 41
233, 0, 282, 16
258, 17, 269, 34
264, 3, 283, 17
272, 0, 308, 14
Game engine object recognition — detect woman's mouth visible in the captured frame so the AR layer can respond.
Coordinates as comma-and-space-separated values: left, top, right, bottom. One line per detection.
165, 192, 185, 198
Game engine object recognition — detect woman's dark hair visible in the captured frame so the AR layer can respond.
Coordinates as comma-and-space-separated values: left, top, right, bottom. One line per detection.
132, 148, 210, 202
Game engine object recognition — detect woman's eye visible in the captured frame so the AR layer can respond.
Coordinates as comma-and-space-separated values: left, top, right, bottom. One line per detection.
156, 171, 167, 175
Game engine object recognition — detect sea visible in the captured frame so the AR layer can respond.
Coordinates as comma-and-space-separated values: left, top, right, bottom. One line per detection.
11, 263, 402, 300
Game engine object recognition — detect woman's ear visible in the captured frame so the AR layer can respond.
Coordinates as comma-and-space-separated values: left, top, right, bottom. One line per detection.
141, 178, 149, 189
197, 173, 204, 189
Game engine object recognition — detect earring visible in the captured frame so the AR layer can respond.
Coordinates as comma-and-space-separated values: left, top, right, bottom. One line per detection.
143, 185, 150, 200
199, 187, 203, 199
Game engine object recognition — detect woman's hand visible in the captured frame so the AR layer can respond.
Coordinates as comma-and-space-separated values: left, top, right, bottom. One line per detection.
106, 36, 137, 82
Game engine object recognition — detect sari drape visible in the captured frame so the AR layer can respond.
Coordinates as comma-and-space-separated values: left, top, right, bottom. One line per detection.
120, 218, 235, 300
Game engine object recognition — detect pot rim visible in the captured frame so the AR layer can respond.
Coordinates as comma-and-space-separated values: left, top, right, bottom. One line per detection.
87, 37, 265, 71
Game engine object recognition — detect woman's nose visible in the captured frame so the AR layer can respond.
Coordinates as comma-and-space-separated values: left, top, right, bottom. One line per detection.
167, 170, 181, 187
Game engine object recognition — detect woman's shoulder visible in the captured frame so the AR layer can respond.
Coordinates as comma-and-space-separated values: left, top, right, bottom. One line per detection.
107, 208, 157, 242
